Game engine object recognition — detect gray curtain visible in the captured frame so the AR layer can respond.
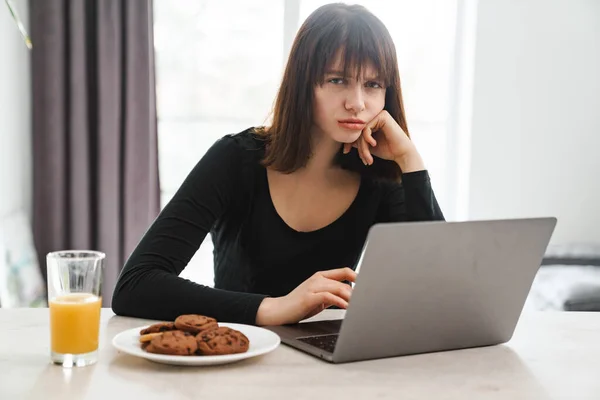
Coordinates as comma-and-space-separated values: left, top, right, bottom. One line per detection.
30, 0, 160, 306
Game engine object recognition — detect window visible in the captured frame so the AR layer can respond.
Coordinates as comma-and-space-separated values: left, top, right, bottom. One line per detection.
154, 0, 459, 286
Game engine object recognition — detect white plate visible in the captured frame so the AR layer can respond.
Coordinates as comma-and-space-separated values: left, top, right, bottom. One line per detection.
112, 322, 281, 366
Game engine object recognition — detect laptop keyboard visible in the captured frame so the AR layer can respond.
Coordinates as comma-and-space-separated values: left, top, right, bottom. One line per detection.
297, 334, 339, 353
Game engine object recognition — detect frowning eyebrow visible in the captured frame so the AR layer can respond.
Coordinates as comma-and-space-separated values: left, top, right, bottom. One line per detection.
325, 69, 383, 81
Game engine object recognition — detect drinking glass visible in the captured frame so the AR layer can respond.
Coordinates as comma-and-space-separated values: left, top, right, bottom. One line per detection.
47, 251, 104, 367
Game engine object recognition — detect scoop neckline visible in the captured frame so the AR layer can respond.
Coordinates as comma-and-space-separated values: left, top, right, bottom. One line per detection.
262, 167, 364, 236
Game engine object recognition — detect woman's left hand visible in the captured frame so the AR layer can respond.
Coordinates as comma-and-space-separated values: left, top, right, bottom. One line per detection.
343, 110, 425, 172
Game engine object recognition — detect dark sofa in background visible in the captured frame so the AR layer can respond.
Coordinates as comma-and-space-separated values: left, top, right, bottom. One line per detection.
526, 243, 600, 311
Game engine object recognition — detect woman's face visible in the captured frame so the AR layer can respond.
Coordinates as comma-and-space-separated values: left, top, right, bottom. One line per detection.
312, 53, 386, 145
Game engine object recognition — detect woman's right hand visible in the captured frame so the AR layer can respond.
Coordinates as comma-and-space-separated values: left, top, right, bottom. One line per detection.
255, 267, 357, 326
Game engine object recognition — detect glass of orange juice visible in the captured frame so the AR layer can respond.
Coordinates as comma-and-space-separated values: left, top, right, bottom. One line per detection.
47, 250, 104, 367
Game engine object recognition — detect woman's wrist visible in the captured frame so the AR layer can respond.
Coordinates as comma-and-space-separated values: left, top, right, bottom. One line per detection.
394, 149, 425, 173
256, 297, 279, 326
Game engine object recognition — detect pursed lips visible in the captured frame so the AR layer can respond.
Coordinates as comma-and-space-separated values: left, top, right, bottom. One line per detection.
338, 119, 366, 130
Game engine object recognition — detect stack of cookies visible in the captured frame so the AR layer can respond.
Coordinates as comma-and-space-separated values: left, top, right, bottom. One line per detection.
139, 314, 250, 356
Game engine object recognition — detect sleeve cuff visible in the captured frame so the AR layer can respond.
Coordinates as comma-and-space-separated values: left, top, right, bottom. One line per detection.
401, 170, 430, 185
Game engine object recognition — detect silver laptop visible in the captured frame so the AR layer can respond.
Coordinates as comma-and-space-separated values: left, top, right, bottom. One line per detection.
266, 217, 557, 363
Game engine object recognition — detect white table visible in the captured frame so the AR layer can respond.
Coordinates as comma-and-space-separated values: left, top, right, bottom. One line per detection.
1, 309, 599, 399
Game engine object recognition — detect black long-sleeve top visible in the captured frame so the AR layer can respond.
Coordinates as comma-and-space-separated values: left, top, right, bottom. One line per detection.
111, 128, 445, 324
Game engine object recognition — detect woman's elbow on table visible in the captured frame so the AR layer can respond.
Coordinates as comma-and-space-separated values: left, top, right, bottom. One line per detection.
110, 271, 140, 317
110, 283, 128, 317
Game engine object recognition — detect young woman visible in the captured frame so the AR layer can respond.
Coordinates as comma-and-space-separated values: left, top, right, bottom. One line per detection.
112, 3, 444, 326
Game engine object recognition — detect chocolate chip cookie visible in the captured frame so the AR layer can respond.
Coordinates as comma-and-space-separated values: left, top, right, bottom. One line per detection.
145, 330, 198, 356
196, 326, 250, 356
139, 332, 163, 344
174, 314, 218, 334
139, 322, 176, 335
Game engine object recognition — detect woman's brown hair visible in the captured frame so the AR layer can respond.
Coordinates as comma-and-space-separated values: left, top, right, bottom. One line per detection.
257, 3, 409, 180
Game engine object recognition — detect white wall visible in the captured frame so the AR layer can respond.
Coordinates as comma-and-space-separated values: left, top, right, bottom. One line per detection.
467, 0, 600, 244
0, 1, 31, 221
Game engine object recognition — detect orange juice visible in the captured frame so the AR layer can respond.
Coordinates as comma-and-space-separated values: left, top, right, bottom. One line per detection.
49, 293, 102, 354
